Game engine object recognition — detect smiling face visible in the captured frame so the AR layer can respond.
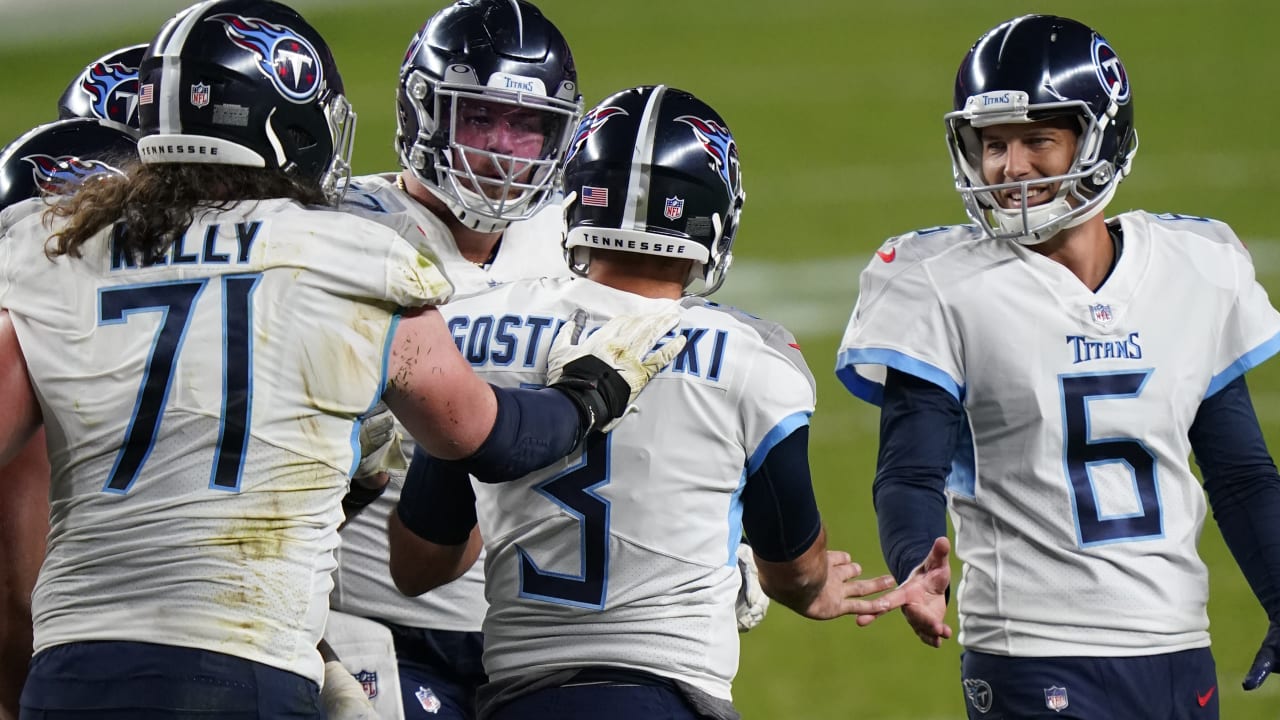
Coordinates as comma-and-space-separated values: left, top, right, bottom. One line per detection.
979, 118, 1080, 209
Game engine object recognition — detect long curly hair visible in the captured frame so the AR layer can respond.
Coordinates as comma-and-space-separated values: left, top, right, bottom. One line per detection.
45, 163, 327, 265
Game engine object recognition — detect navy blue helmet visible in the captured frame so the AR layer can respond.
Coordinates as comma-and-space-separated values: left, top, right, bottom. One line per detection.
58, 44, 147, 129
562, 85, 744, 296
396, 0, 582, 231
136, 0, 355, 202
945, 15, 1138, 243
0, 118, 137, 211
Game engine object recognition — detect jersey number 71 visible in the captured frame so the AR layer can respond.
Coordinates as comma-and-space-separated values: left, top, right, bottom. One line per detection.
97, 275, 262, 494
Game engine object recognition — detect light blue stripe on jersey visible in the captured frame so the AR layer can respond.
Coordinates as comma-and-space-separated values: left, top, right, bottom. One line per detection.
1204, 328, 1280, 399
746, 411, 811, 476
735, 410, 812, 566
836, 347, 963, 406
726, 470, 747, 566
347, 311, 402, 478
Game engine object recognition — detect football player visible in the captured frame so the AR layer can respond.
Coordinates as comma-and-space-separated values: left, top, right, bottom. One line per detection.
388, 85, 936, 720
0, 115, 136, 720
837, 15, 1280, 719
0, 1, 679, 717
325, 2, 583, 718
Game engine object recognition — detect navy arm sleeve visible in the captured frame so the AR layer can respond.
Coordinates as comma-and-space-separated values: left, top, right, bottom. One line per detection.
740, 425, 823, 563
875, 368, 961, 583
454, 384, 582, 484
397, 447, 478, 546
1191, 374, 1280, 620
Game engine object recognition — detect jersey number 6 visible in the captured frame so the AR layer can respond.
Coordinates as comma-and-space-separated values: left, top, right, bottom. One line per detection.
1059, 370, 1162, 546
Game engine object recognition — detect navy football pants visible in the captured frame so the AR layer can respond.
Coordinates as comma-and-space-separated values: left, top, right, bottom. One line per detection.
960, 647, 1218, 719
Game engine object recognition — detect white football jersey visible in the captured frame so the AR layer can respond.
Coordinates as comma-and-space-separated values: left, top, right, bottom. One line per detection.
0, 199, 451, 685
838, 211, 1280, 657
440, 277, 814, 701
330, 173, 573, 632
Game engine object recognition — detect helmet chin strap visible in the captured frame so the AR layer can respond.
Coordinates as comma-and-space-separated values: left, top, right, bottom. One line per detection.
990, 182, 1117, 245
421, 182, 511, 233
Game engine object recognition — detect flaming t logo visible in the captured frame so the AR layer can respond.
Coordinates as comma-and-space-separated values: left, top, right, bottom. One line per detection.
207, 14, 323, 103
23, 154, 125, 195
80, 62, 140, 126
675, 115, 741, 197
565, 106, 628, 165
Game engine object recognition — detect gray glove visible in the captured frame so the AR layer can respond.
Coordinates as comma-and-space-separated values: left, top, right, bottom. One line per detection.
546, 307, 686, 434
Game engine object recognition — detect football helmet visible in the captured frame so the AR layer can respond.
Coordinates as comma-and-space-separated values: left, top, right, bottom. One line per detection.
136, 0, 355, 203
396, 0, 582, 232
945, 15, 1138, 244
0, 118, 137, 210
58, 44, 147, 129
562, 85, 745, 296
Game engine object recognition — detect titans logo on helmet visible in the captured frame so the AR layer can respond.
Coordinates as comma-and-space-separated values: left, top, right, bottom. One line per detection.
23, 154, 125, 195
207, 14, 324, 103
1091, 36, 1129, 104
564, 106, 628, 165
675, 115, 741, 197
80, 62, 140, 126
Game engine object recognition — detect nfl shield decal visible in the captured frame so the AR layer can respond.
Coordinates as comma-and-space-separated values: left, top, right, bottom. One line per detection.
354, 669, 377, 699
1088, 303, 1114, 326
1044, 685, 1069, 712
416, 686, 442, 713
190, 82, 211, 108
664, 196, 685, 220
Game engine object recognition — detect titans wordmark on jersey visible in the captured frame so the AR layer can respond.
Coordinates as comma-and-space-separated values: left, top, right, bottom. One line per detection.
837, 211, 1280, 657
0, 199, 450, 685
330, 173, 574, 634
442, 277, 813, 701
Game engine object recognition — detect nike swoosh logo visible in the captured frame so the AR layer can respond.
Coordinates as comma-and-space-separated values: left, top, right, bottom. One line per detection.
1197, 686, 1216, 707
876, 247, 896, 263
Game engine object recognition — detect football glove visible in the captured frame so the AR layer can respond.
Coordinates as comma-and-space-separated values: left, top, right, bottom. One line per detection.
736, 542, 769, 632
321, 660, 378, 720
354, 402, 406, 480
547, 307, 685, 434
1244, 619, 1280, 690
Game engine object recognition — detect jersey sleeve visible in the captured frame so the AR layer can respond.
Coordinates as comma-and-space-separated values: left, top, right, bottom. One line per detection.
1207, 232, 1280, 397
836, 257, 963, 406
737, 319, 816, 475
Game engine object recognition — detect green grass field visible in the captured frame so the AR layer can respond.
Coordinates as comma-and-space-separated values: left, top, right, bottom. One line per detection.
3, 1, 1279, 717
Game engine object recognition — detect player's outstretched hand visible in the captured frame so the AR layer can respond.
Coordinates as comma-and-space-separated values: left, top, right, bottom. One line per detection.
896, 536, 953, 647
547, 307, 686, 434
799, 550, 898, 621
1244, 620, 1280, 690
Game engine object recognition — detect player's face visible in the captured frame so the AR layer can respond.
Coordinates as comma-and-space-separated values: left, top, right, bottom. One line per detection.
979, 120, 1078, 210
451, 97, 550, 197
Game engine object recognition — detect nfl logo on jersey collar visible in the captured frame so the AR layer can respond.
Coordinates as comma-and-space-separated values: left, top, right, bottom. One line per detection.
1089, 303, 1115, 327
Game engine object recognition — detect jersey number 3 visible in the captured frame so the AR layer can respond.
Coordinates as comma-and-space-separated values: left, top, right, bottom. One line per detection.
516, 436, 612, 610
1060, 371, 1162, 546
98, 276, 262, 494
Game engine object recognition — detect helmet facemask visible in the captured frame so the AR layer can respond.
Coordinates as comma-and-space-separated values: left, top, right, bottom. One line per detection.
399, 66, 582, 232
